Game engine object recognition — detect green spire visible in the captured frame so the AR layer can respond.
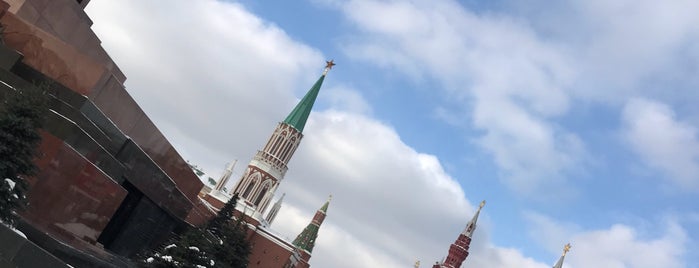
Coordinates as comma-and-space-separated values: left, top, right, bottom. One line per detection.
283, 60, 335, 132
292, 224, 320, 253
320, 195, 331, 213
292, 195, 331, 253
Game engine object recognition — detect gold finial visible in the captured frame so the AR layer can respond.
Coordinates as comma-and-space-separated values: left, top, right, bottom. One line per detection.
414, 260, 420, 268
328, 194, 333, 202
479, 200, 486, 209
563, 243, 571, 256
323, 60, 336, 75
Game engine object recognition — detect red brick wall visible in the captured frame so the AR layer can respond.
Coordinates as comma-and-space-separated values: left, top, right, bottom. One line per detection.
247, 231, 295, 268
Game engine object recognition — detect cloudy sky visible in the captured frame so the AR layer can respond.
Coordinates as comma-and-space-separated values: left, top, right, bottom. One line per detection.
85, 0, 699, 267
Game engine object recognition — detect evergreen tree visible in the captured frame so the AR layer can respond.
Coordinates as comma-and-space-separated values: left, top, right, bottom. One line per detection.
141, 193, 250, 268
209, 218, 250, 268
142, 227, 215, 268
0, 87, 47, 226
207, 194, 250, 268
207, 193, 239, 235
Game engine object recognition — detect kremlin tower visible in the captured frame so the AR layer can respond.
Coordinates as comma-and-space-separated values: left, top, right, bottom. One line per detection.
291, 196, 332, 268
433, 200, 486, 268
202, 61, 335, 268
226, 60, 335, 218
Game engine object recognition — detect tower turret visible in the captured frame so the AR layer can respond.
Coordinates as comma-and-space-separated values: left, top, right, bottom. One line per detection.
229, 61, 334, 216
264, 193, 285, 226
214, 160, 237, 192
433, 200, 486, 268
293, 195, 331, 254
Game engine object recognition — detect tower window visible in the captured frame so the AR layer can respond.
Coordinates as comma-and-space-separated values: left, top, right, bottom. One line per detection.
254, 186, 269, 206
242, 181, 256, 199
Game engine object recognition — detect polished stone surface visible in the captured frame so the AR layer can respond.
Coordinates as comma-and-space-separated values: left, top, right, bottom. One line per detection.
1, 0, 215, 259
0, 224, 68, 268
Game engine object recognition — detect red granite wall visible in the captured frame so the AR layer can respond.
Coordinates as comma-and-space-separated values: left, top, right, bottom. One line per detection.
0, 0, 209, 220
22, 132, 127, 244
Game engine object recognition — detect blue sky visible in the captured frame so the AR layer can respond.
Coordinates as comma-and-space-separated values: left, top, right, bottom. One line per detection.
86, 0, 698, 267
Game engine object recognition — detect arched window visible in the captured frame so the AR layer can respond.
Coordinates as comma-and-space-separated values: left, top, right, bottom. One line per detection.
272, 131, 287, 156
242, 180, 256, 199
254, 186, 269, 206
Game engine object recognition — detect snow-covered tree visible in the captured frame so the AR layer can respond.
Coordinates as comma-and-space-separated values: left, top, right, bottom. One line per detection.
207, 194, 250, 268
140, 194, 250, 268
142, 227, 215, 268
0, 87, 47, 226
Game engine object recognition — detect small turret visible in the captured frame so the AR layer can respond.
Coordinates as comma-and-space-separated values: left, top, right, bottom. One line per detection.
214, 160, 237, 192
264, 193, 285, 225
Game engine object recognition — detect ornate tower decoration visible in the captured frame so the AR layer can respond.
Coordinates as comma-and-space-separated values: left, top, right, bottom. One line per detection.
230, 61, 335, 216
433, 200, 486, 268
214, 160, 237, 192
552, 243, 571, 268
293, 195, 332, 254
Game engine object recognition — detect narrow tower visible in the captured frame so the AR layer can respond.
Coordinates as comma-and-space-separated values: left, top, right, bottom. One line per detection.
433, 200, 486, 268
214, 160, 237, 192
291, 195, 332, 267
264, 193, 285, 226
552, 243, 571, 268
229, 61, 335, 216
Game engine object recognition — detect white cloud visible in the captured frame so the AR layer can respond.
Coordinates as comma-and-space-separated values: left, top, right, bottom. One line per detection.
468, 246, 550, 268
84, 1, 696, 267
334, 0, 583, 194
328, 0, 699, 195
320, 86, 372, 115
86, 0, 325, 175
276, 110, 473, 267
622, 98, 699, 190
526, 213, 688, 268
86, 1, 478, 267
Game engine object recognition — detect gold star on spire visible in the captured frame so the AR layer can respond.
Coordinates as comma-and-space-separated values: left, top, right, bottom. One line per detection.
323, 60, 336, 75
563, 243, 572, 256
479, 200, 486, 209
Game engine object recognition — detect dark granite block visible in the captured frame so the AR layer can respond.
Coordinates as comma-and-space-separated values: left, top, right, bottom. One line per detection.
0, 44, 22, 71
0, 225, 26, 263
12, 239, 67, 268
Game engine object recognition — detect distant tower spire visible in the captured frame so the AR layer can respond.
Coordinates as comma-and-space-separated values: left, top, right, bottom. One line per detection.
293, 195, 332, 254
264, 193, 285, 226
552, 243, 571, 268
433, 200, 486, 268
462, 200, 485, 237
214, 160, 237, 192
229, 61, 334, 215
